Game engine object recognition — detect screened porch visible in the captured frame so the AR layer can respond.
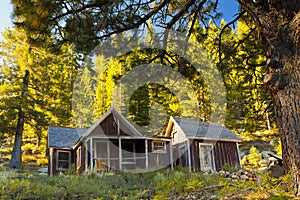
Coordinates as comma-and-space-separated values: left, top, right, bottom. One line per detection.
85, 137, 172, 171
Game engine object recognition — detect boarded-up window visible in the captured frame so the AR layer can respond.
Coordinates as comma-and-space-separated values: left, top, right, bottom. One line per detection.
57, 151, 71, 170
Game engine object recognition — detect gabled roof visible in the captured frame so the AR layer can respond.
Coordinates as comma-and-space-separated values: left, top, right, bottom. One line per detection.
48, 126, 87, 149
81, 107, 143, 139
167, 117, 241, 142
48, 107, 145, 150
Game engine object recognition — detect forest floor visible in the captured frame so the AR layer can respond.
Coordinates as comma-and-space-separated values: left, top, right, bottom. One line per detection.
0, 166, 297, 200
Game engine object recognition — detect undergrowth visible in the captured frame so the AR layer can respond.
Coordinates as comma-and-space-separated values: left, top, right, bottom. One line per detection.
0, 168, 295, 200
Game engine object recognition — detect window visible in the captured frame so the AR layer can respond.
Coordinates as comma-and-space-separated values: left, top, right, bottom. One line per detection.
77, 147, 82, 168
152, 141, 167, 153
57, 151, 71, 170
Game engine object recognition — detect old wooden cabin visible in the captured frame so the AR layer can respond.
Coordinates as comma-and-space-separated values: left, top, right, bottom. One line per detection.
47, 108, 241, 175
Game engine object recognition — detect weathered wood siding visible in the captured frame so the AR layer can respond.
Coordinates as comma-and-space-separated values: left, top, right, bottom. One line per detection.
75, 144, 86, 175
171, 142, 189, 168
182, 140, 240, 171
49, 148, 76, 176
148, 140, 171, 168
90, 114, 134, 137
213, 141, 240, 171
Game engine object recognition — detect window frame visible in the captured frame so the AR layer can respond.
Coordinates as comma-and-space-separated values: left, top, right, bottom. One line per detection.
152, 140, 167, 153
77, 147, 82, 168
199, 143, 215, 172
56, 150, 71, 171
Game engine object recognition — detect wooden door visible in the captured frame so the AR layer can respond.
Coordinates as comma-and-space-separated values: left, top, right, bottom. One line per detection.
199, 144, 214, 172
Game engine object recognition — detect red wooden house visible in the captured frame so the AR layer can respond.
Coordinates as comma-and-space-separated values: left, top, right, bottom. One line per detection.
165, 117, 241, 172
48, 107, 172, 176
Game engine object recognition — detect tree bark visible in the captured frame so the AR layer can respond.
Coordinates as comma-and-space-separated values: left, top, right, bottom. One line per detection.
238, 0, 300, 196
9, 70, 30, 169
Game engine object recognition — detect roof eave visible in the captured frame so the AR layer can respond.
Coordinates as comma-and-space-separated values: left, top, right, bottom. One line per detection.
186, 136, 241, 143
48, 146, 73, 150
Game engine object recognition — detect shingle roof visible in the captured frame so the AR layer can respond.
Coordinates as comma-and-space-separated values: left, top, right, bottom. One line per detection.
173, 118, 241, 141
48, 126, 87, 148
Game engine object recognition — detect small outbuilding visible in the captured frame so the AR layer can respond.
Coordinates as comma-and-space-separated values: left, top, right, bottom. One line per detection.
165, 117, 241, 172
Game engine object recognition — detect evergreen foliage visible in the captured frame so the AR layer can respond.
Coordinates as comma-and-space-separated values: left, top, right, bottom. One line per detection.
198, 17, 274, 133
246, 146, 262, 168
72, 67, 95, 128
0, 28, 77, 167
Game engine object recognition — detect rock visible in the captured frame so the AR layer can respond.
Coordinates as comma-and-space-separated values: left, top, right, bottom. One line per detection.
258, 159, 269, 168
268, 157, 277, 162
240, 174, 249, 180
38, 168, 48, 173
269, 164, 284, 178
231, 174, 239, 179
260, 167, 269, 172
261, 151, 274, 159
219, 170, 226, 175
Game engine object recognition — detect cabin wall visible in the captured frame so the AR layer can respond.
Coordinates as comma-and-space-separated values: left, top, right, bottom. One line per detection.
148, 140, 171, 168
173, 140, 240, 172
213, 141, 240, 171
190, 140, 199, 171
171, 141, 189, 168
89, 114, 132, 137
75, 144, 86, 175
49, 148, 76, 176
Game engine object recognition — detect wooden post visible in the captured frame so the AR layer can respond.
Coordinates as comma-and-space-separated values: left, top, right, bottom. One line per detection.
169, 141, 173, 171
50, 148, 53, 176
119, 137, 122, 170
90, 138, 93, 170
236, 142, 242, 168
85, 144, 88, 171
187, 140, 192, 172
145, 139, 148, 169
107, 142, 110, 168
117, 118, 120, 136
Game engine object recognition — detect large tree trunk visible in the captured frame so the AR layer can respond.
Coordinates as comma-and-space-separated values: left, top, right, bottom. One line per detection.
238, 0, 300, 196
9, 70, 30, 169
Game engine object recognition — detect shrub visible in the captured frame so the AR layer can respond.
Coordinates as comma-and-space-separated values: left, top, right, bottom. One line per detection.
247, 145, 262, 168
218, 172, 294, 199
153, 168, 223, 199
0, 168, 296, 199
